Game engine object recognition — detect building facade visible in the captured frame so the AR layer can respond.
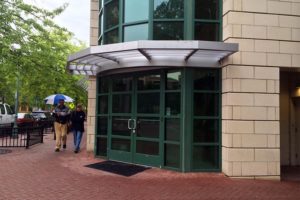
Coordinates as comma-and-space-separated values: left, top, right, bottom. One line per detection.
67, 0, 300, 179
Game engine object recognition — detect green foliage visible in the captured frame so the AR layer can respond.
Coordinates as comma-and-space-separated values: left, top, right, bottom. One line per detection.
0, 0, 87, 109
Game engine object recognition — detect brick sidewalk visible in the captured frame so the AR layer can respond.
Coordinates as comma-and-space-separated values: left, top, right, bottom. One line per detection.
0, 132, 299, 200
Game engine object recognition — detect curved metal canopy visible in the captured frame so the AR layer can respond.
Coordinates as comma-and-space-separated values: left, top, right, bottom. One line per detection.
67, 40, 238, 76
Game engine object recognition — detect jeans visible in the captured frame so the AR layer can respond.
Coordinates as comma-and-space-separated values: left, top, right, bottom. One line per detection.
73, 130, 83, 151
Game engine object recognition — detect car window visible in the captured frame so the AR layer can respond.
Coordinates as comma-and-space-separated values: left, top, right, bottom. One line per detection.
5, 105, 14, 114
0, 104, 4, 114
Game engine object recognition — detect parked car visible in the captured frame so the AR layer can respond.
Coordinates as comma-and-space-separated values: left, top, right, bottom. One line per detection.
0, 102, 15, 127
17, 113, 36, 127
32, 110, 54, 128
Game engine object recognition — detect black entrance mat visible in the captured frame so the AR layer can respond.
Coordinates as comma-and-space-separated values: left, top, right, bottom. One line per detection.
85, 160, 150, 177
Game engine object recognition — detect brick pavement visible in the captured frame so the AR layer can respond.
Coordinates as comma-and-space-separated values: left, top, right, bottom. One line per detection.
0, 132, 299, 200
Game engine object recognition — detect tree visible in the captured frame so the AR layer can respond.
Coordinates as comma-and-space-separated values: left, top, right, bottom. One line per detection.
0, 0, 87, 110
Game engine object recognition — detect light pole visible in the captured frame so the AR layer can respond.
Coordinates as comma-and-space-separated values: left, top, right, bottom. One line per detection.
11, 43, 21, 135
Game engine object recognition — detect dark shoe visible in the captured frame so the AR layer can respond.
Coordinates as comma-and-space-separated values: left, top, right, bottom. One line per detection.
74, 150, 78, 154
55, 148, 60, 152
63, 144, 66, 149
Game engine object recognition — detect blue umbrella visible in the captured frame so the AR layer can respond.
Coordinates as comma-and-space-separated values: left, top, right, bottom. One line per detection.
44, 94, 74, 105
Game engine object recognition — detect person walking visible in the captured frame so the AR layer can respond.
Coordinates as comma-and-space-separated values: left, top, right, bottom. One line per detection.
70, 104, 86, 153
53, 99, 70, 152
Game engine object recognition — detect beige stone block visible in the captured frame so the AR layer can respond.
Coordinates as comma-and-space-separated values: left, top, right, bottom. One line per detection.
225, 120, 254, 134
255, 176, 280, 181
268, 53, 292, 67
91, 10, 99, 20
292, 55, 300, 67
255, 121, 280, 134
222, 106, 233, 119
233, 24, 242, 37
254, 40, 279, 53
279, 16, 300, 28
275, 107, 280, 120
255, 149, 280, 162
223, 24, 232, 40
91, 28, 98, 37
232, 79, 241, 92
223, 0, 233, 14
240, 79, 267, 93
242, 52, 267, 66
90, 19, 99, 28
226, 65, 254, 78
254, 14, 279, 26
223, 133, 233, 147
232, 134, 242, 147
255, 67, 279, 80
280, 41, 300, 54
232, 106, 241, 119
234, 106, 268, 120
222, 79, 233, 92
228, 12, 254, 25
268, 1, 292, 15
242, 0, 267, 12
228, 148, 254, 161
91, 1, 99, 11
241, 134, 268, 147
232, 52, 242, 64
232, 162, 242, 176
267, 27, 291, 40
227, 93, 254, 106
292, 3, 300, 15
268, 135, 277, 147
222, 67, 227, 80
227, 38, 254, 51
88, 89, 96, 99
223, 15, 228, 28
275, 135, 280, 148
292, 29, 300, 41
255, 94, 279, 107
222, 160, 233, 176
267, 80, 275, 93
242, 25, 267, 39
242, 162, 268, 176
90, 37, 98, 46
275, 80, 280, 93
234, 0, 242, 10
267, 107, 276, 120
267, 162, 280, 176
90, 116, 96, 126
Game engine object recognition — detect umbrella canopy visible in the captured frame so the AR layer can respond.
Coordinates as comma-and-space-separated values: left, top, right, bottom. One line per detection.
44, 94, 74, 105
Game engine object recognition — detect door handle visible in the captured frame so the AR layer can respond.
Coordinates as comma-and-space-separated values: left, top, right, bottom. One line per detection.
128, 119, 132, 130
132, 119, 136, 130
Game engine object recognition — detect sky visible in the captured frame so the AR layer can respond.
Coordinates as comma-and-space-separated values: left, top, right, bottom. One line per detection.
25, 0, 90, 45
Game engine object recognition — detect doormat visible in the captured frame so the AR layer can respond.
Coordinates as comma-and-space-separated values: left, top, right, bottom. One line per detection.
0, 149, 12, 155
85, 160, 150, 177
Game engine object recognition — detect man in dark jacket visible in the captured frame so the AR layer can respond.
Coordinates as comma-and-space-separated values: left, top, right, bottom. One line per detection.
70, 104, 86, 153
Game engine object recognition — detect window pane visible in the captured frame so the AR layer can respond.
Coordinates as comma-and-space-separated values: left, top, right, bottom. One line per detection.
124, 0, 149, 23
112, 94, 131, 113
166, 71, 181, 90
165, 92, 180, 116
137, 117, 160, 138
112, 117, 131, 136
112, 77, 132, 91
165, 144, 180, 168
194, 93, 219, 116
192, 146, 219, 169
194, 23, 219, 41
111, 138, 131, 152
97, 117, 108, 135
104, 29, 119, 44
154, 0, 184, 19
137, 93, 160, 114
98, 96, 108, 114
153, 22, 183, 40
124, 24, 148, 42
105, 0, 119, 29
96, 137, 107, 156
193, 119, 218, 143
195, 0, 219, 20
98, 77, 109, 93
165, 118, 180, 141
136, 141, 159, 155
137, 74, 160, 90
194, 69, 219, 91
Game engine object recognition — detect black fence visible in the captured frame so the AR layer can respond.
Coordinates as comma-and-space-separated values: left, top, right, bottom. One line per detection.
0, 125, 44, 148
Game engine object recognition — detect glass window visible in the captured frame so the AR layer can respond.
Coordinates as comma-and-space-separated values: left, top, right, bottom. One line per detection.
195, 0, 219, 20
165, 92, 180, 116
112, 94, 131, 113
105, 0, 119, 29
194, 69, 219, 91
136, 141, 159, 155
0, 104, 4, 114
98, 95, 108, 114
165, 144, 180, 168
194, 23, 219, 41
98, 77, 109, 93
100, 13, 104, 36
97, 117, 108, 135
137, 117, 160, 138
137, 93, 160, 114
112, 77, 132, 91
124, 0, 149, 23
104, 29, 119, 44
154, 0, 184, 19
112, 117, 131, 136
137, 74, 160, 90
192, 146, 219, 169
166, 71, 181, 90
194, 93, 219, 116
96, 137, 107, 156
5, 105, 13, 114
165, 118, 180, 141
111, 138, 131, 152
193, 119, 218, 143
124, 24, 148, 42
153, 22, 183, 40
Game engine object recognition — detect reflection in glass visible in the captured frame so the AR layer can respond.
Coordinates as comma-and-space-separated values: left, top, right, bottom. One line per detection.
96, 137, 107, 156
195, 0, 219, 20
153, 22, 183, 40
112, 94, 131, 113
111, 138, 131, 152
137, 118, 160, 138
136, 141, 159, 155
154, 0, 184, 19
112, 117, 131, 136
124, 24, 148, 42
104, 29, 119, 44
138, 74, 160, 90
165, 144, 180, 168
98, 77, 109, 93
165, 118, 180, 141
194, 93, 218, 116
98, 96, 108, 114
124, 0, 149, 23
105, 0, 119, 29
192, 146, 219, 169
166, 71, 181, 90
194, 69, 219, 90
194, 22, 219, 41
137, 93, 160, 114
97, 117, 108, 135
165, 93, 180, 115
193, 119, 218, 143
112, 77, 132, 91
